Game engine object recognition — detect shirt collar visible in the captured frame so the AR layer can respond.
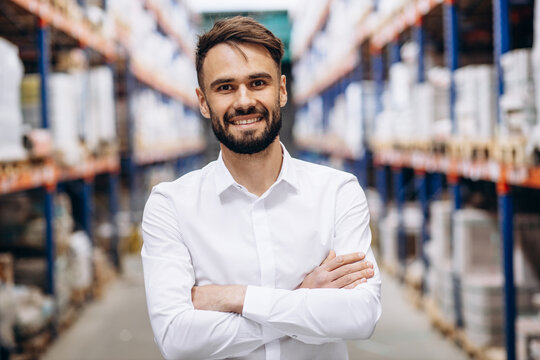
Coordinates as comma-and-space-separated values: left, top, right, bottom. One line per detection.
214, 142, 300, 196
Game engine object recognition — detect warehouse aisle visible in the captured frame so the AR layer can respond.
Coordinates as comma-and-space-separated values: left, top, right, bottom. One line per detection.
347, 273, 469, 360
42, 255, 470, 360
42, 256, 162, 360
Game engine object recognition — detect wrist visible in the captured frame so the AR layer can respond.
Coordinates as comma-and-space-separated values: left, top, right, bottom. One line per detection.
227, 285, 247, 314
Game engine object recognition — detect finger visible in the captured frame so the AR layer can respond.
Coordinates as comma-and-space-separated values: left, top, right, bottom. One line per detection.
324, 251, 366, 271
344, 278, 367, 289
332, 268, 374, 288
321, 250, 336, 265
329, 260, 373, 281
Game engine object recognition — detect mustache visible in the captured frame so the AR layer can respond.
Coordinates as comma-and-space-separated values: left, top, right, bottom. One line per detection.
224, 106, 269, 123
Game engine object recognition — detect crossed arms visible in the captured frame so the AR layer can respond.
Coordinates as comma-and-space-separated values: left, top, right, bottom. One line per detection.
141, 180, 381, 360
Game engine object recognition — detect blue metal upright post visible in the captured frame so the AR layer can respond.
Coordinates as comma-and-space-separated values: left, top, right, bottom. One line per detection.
108, 172, 120, 269
82, 178, 94, 242
394, 168, 406, 270
444, 0, 459, 133
416, 172, 429, 280
372, 50, 384, 116
493, 1, 515, 358
389, 39, 401, 65
44, 186, 55, 295
498, 181, 515, 360
38, 18, 55, 295
376, 166, 388, 214
414, 20, 425, 84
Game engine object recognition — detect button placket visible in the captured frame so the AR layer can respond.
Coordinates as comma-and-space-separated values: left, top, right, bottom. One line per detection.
251, 198, 280, 359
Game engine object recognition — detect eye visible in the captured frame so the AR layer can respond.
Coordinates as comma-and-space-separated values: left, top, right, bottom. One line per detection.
217, 84, 232, 91
252, 79, 266, 87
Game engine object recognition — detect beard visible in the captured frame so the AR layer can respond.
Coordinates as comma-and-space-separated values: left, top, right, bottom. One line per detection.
209, 100, 282, 155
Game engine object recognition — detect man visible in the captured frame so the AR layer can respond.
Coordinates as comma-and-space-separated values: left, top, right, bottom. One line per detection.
142, 16, 381, 360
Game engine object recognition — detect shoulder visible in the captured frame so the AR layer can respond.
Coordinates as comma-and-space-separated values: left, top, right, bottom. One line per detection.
150, 161, 216, 199
291, 157, 357, 185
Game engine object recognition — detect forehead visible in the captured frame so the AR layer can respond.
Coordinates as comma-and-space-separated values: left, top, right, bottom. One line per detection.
202, 42, 278, 85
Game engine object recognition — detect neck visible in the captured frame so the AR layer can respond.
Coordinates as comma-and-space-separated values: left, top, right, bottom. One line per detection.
221, 138, 283, 197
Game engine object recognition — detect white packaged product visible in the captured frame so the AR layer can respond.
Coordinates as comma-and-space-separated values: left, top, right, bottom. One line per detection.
500, 49, 537, 138
426, 200, 452, 265
455, 65, 497, 140
49, 73, 84, 165
89, 66, 116, 147
452, 208, 500, 275
0, 38, 26, 161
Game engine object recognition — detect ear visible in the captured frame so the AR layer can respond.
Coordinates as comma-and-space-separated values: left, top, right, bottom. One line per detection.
196, 88, 211, 119
279, 74, 288, 108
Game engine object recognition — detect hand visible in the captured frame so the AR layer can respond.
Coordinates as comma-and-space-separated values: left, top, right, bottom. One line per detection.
191, 284, 247, 314
298, 250, 374, 289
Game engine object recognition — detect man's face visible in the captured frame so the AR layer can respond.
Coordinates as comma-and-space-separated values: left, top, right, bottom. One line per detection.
196, 42, 287, 154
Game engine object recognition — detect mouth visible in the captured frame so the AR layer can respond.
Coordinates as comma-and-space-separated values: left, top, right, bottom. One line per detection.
229, 116, 263, 125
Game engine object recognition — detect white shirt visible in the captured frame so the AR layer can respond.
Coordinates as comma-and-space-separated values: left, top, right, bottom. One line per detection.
141, 145, 382, 360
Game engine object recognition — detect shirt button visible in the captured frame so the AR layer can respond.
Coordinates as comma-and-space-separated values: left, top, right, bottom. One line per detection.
291, 335, 298, 339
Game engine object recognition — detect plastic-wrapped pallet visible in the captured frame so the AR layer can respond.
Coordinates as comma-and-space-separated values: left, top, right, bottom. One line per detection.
49, 73, 85, 166
462, 274, 540, 348
425, 200, 452, 297
515, 214, 540, 286
0, 38, 26, 161
12, 286, 55, 340
427, 67, 452, 141
432, 261, 456, 325
452, 208, 500, 276
455, 65, 497, 140
500, 49, 537, 141
379, 206, 399, 270
528, 1, 540, 159
88, 66, 116, 150
21, 74, 42, 129
0, 284, 16, 350
518, 315, 540, 360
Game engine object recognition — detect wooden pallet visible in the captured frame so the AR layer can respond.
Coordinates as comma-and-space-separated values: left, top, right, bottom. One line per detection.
12, 329, 52, 360
424, 297, 457, 338
494, 137, 528, 166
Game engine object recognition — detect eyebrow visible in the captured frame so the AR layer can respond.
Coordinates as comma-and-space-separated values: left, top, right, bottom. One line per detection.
209, 72, 273, 89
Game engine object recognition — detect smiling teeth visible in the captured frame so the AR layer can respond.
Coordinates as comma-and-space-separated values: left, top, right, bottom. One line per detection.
235, 117, 261, 125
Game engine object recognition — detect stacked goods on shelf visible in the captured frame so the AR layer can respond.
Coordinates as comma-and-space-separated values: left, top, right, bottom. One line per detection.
373, 43, 450, 146
454, 65, 497, 141
328, 83, 364, 157
292, 0, 373, 156
500, 49, 536, 140
0, 254, 16, 351
294, 96, 324, 141
290, 0, 330, 60
131, 90, 202, 157
425, 200, 452, 301
452, 210, 540, 348
424, 68, 452, 142
0, 38, 26, 162
20, 59, 117, 165
88, 66, 117, 153
48, 73, 86, 166
378, 203, 422, 273
452, 209, 500, 276
517, 291, 540, 360
108, 0, 197, 92
534, 0, 540, 146
0, 192, 97, 345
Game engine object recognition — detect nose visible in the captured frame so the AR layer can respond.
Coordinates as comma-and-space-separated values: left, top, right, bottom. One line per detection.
233, 84, 256, 111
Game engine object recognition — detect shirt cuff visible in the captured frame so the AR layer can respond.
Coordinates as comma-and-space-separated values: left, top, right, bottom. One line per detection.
243, 286, 285, 341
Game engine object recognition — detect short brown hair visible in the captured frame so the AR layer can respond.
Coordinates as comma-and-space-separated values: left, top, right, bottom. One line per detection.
196, 16, 284, 88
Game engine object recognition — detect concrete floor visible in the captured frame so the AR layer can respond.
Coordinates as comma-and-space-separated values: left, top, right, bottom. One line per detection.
42, 255, 470, 360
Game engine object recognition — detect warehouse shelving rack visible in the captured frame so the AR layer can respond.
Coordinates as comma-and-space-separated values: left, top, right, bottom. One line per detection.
0, 0, 204, 356
292, 1, 538, 359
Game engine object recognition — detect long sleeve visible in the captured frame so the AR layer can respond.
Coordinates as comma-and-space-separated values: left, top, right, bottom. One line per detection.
141, 187, 282, 360
241, 177, 382, 345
